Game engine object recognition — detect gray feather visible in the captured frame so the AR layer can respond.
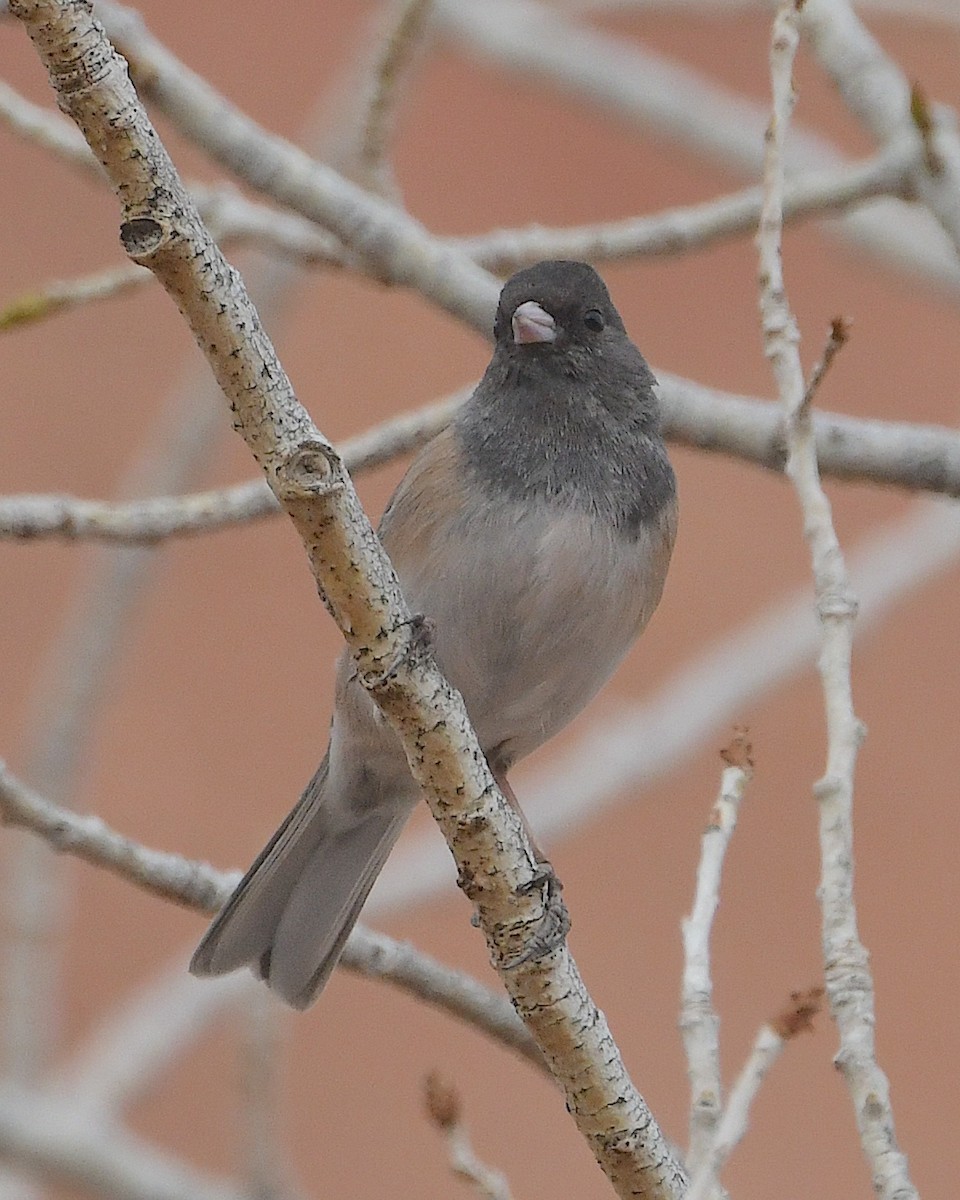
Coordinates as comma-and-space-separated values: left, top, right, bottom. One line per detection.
190, 260, 677, 1007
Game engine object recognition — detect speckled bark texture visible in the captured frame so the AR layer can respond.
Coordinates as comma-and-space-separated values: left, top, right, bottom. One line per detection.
10, 1, 686, 1195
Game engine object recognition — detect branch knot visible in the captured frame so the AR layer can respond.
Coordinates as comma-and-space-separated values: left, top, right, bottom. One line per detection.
119, 215, 164, 258
816, 589, 859, 621
273, 441, 343, 501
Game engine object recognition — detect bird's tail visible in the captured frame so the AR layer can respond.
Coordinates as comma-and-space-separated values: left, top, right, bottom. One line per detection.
190, 756, 410, 1009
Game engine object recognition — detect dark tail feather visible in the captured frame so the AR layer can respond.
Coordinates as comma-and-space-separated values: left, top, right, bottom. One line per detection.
190, 758, 410, 1006
262, 808, 409, 1008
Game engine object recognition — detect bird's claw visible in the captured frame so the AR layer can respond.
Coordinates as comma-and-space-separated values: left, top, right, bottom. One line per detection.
504, 861, 570, 968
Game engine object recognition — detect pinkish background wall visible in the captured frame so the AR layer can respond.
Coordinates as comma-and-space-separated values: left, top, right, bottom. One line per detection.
2, 3, 958, 1197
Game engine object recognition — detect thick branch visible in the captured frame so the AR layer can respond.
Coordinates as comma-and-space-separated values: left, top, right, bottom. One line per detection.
10, 3, 683, 1194
4, 379, 960, 542
0, 758, 541, 1069
95, 0, 499, 333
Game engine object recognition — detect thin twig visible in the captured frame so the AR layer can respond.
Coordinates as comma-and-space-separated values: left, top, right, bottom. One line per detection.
434, 0, 960, 296
94, 0, 499, 333
680, 732, 752, 1175
357, 0, 435, 193
0, 761, 236, 912
424, 1073, 515, 1200
799, 0, 960, 254
801, 317, 850, 412
0, 262, 149, 329
0, 78, 99, 176
0, 140, 908, 333
0, 389, 464, 542
686, 989, 824, 1200
454, 141, 916, 272
756, 8, 918, 1199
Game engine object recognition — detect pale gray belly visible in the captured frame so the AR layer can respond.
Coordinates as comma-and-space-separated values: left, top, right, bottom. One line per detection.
398, 501, 673, 767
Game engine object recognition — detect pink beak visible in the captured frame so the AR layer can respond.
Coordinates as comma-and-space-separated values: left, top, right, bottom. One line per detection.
512, 300, 557, 345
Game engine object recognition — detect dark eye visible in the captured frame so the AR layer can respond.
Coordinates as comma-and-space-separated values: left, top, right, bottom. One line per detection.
583, 308, 605, 332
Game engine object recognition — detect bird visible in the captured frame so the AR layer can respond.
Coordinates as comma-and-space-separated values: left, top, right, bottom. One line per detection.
190, 260, 678, 1009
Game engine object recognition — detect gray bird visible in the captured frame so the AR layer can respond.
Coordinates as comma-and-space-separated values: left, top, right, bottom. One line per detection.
190, 261, 678, 1008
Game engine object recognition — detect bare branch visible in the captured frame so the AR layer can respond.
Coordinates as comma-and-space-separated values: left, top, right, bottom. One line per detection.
9, 4, 685, 1193
356, 0, 435, 194
94, 0, 499, 333
0, 757, 543, 1071
801, 316, 850, 412
0, 77, 99, 176
799, 0, 960, 254
5, 376, 960, 544
0, 761, 235, 912
0, 184, 351, 333
680, 735, 752, 1175
344, 925, 543, 1069
435, 0, 960, 297
0, 261, 149, 329
0, 389, 463, 542
424, 1073, 515, 1200
194, 182, 347, 266
757, 8, 918, 1198
455, 141, 916, 271
686, 989, 824, 1200
0, 1088, 243, 1200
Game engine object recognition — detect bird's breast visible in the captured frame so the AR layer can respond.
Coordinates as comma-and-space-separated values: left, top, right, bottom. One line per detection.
395, 494, 676, 766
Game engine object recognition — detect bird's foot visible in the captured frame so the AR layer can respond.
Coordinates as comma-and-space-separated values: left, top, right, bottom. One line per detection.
504, 861, 570, 967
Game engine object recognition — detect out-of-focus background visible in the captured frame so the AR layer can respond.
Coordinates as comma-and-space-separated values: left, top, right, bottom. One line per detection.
1, 2, 958, 1197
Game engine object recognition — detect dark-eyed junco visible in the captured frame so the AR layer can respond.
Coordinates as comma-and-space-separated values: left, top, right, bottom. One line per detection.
191, 260, 678, 1008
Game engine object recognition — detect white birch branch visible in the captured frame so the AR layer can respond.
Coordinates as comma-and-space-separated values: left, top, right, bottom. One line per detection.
680, 740, 751, 1175
93, 0, 499, 333
0, 76, 99, 175
435, 0, 960, 297
0, 759, 541, 1073
4, 377, 960, 543
685, 988, 824, 1200
0, 82, 349, 273
0, 140, 912, 333
756, 8, 917, 1198
424, 1073, 515, 1200
799, 0, 960, 254
9, 6, 684, 1193
0, 390, 463, 542
353, 0, 436, 197
454, 140, 916, 270
0, 261, 150, 328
